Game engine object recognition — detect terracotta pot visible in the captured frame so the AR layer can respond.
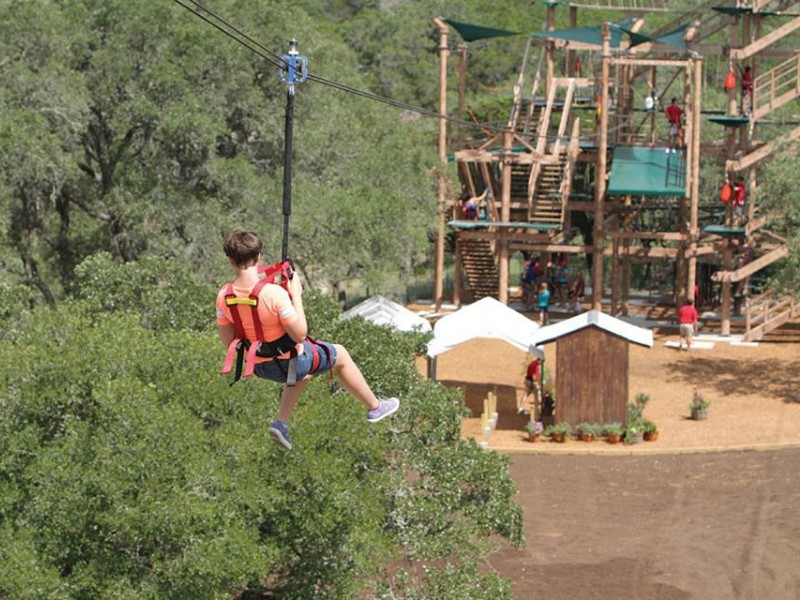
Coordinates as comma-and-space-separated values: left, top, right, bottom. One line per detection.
691, 408, 708, 421
644, 431, 659, 441
528, 433, 541, 443
551, 432, 566, 443
579, 433, 594, 442
606, 433, 621, 444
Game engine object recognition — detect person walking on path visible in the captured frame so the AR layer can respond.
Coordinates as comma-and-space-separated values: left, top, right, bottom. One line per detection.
215, 229, 399, 450
678, 298, 699, 351
537, 282, 551, 326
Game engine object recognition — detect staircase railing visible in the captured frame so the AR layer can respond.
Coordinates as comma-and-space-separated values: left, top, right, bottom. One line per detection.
752, 53, 800, 121
744, 291, 799, 341
508, 40, 535, 132
726, 124, 800, 172
558, 118, 582, 226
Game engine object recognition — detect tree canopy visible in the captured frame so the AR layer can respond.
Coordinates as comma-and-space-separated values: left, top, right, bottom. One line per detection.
0, 257, 523, 599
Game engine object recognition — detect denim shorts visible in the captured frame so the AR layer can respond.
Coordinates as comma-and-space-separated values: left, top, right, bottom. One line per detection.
253, 338, 337, 384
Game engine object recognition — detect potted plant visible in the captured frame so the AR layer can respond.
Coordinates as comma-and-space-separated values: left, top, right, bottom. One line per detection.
544, 422, 571, 443
624, 420, 644, 444
604, 422, 623, 444
524, 420, 544, 442
577, 422, 602, 442
690, 389, 710, 420
643, 420, 659, 441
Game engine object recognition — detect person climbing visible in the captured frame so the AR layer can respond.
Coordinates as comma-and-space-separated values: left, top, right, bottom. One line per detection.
741, 65, 753, 115
644, 88, 659, 112
215, 229, 399, 450
664, 97, 683, 155
733, 176, 746, 226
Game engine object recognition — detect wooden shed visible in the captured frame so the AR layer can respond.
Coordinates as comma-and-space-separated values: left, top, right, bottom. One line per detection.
529, 310, 653, 426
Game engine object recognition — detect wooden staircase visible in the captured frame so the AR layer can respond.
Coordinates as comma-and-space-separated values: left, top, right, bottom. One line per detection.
460, 239, 499, 300
529, 158, 567, 223
751, 54, 800, 121
731, 15, 800, 61
743, 291, 800, 341
726, 124, 800, 172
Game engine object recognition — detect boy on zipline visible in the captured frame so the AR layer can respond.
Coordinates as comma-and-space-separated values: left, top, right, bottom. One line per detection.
215, 229, 399, 450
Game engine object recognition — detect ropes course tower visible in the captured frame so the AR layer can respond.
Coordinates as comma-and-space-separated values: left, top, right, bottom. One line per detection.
432, 0, 797, 339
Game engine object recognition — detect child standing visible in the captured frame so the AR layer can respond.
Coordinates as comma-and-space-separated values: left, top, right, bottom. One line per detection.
537, 282, 551, 326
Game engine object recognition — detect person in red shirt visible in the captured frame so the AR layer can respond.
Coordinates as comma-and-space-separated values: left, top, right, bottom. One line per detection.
518, 354, 544, 416
678, 298, 699, 351
664, 97, 683, 155
741, 65, 753, 115
733, 176, 746, 225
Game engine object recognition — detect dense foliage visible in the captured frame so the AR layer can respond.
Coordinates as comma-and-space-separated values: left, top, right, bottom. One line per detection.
0, 257, 523, 599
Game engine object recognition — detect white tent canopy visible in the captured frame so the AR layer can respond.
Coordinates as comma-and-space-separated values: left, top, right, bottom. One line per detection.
427, 297, 542, 358
341, 295, 432, 333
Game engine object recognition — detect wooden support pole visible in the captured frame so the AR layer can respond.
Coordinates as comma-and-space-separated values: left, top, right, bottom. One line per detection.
457, 44, 468, 149
433, 18, 449, 311
621, 195, 632, 315
499, 129, 513, 304
687, 58, 702, 302
568, 6, 578, 76
453, 237, 462, 307
592, 23, 611, 311
546, 3, 556, 93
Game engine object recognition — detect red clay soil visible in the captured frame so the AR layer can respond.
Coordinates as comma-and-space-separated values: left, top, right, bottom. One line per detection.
422, 318, 800, 599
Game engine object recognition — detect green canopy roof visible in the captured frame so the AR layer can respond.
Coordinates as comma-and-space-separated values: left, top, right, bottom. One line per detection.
532, 18, 636, 48
445, 18, 688, 50
444, 19, 521, 42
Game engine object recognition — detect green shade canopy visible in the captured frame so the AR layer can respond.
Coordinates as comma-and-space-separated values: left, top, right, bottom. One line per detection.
445, 18, 688, 50
607, 146, 687, 197
444, 19, 521, 42
531, 18, 636, 48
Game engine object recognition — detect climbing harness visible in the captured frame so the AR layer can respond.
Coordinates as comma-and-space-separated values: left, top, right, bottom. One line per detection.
220, 41, 333, 386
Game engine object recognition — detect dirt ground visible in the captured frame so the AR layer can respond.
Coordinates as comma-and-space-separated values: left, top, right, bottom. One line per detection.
422, 315, 800, 599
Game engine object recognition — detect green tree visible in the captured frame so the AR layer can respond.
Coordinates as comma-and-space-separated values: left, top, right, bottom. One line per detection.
0, 257, 523, 599
0, 0, 436, 306
753, 142, 800, 295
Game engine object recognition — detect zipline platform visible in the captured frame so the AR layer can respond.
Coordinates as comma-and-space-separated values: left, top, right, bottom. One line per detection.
708, 115, 750, 128
607, 145, 687, 197
448, 220, 560, 232
704, 224, 746, 236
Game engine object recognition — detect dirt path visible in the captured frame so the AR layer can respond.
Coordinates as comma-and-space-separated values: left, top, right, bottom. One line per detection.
493, 449, 800, 600
420, 315, 800, 598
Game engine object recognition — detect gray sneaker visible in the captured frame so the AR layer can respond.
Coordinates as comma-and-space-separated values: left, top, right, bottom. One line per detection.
268, 420, 293, 450
367, 397, 400, 423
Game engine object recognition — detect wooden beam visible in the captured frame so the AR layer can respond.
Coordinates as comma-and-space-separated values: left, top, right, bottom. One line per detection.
607, 231, 686, 241
712, 246, 790, 282
731, 16, 800, 60
610, 58, 691, 68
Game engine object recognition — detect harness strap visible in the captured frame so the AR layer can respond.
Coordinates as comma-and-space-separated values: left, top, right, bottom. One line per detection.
221, 263, 299, 385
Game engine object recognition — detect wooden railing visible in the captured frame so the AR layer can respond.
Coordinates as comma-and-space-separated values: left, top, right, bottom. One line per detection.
558, 118, 582, 225
744, 291, 799, 341
752, 53, 800, 121
726, 124, 800, 172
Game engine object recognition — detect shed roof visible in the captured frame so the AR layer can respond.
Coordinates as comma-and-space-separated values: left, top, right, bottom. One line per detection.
427, 297, 542, 358
341, 295, 432, 333
528, 310, 654, 349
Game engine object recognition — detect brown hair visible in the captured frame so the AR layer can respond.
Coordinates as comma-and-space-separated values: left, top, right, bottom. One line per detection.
223, 229, 262, 267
